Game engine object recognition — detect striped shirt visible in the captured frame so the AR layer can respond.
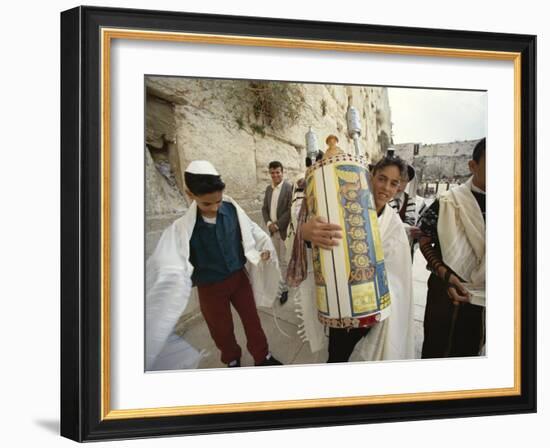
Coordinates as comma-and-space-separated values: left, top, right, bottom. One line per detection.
389, 192, 416, 226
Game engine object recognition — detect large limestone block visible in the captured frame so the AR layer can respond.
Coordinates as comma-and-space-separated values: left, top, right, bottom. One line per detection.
146, 77, 196, 105
174, 107, 258, 195
145, 97, 175, 149
325, 84, 349, 111
254, 137, 303, 181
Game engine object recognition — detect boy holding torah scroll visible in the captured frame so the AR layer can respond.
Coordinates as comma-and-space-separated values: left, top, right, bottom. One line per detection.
288, 154, 415, 363
146, 161, 282, 369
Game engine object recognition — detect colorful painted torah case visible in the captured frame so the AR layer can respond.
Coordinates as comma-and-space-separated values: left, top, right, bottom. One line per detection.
305, 154, 391, 328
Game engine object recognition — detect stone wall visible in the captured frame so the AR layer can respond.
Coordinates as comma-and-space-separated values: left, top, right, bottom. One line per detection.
145, 77, 393, 258
394, 139, 482, 190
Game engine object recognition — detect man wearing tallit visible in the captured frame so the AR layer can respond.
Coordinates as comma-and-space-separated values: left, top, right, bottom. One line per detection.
418, 138, 486, 358
146, 161, 282, 370
287, 154, 415, 363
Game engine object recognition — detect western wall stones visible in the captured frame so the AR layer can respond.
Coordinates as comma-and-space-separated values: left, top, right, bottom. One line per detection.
145, 77, 394, 249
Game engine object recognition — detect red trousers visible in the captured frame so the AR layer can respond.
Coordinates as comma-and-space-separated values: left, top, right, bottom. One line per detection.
197, 269, 269, 365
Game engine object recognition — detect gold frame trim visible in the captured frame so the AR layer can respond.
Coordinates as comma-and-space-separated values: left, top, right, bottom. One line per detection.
100, 28, 522, 421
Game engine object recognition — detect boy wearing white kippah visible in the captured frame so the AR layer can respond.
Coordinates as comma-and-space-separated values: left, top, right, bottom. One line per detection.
146, 160, 282, 369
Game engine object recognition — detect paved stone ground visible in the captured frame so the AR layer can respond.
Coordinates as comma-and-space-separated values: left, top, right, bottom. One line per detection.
178, 252, 430, 369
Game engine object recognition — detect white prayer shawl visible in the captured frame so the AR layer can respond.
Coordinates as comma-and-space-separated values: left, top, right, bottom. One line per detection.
145, 196, 280, 371
437, 177, 485, 288
293, 205, 415, 361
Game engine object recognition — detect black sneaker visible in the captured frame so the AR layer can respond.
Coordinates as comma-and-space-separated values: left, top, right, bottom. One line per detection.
279, 291, 288, 305
227, 359, 241, 368
257, 354, 283, 366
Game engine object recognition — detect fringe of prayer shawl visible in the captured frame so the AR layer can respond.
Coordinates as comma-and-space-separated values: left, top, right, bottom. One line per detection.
286, 200, 308, 287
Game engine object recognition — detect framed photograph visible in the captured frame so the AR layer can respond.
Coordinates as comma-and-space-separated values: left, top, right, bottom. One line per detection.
60, 5, 536, 442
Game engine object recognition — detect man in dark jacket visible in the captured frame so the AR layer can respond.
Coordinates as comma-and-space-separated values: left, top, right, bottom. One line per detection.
262, 161, 293, 304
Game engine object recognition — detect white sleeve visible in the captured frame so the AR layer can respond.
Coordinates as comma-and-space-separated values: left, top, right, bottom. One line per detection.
145, 222, 194, 370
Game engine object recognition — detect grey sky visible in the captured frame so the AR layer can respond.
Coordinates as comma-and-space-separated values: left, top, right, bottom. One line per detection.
387, 88, 487, 145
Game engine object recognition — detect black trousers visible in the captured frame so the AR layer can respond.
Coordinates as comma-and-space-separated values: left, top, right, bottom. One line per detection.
327, 326, 371, 363
421, 275, 485, 358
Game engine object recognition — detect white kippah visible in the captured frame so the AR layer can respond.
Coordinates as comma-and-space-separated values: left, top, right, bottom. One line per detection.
185, 160, 219, 176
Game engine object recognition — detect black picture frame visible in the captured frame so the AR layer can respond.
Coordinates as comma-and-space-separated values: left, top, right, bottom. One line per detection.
61, 5, 536, 442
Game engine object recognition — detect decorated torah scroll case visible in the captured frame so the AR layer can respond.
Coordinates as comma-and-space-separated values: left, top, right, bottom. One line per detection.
305, 153, 391, 328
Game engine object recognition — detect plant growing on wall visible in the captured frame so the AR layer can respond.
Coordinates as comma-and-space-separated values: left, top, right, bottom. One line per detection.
226, 80, 305, 133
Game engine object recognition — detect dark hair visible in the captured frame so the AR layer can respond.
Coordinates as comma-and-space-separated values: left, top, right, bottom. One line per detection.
305, 151, 325, 167
371, 155, 407, 178
406, 164, 416, 181
472, 138, 486, 163
184, 172, 225, 196
268, 161, 283, 171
